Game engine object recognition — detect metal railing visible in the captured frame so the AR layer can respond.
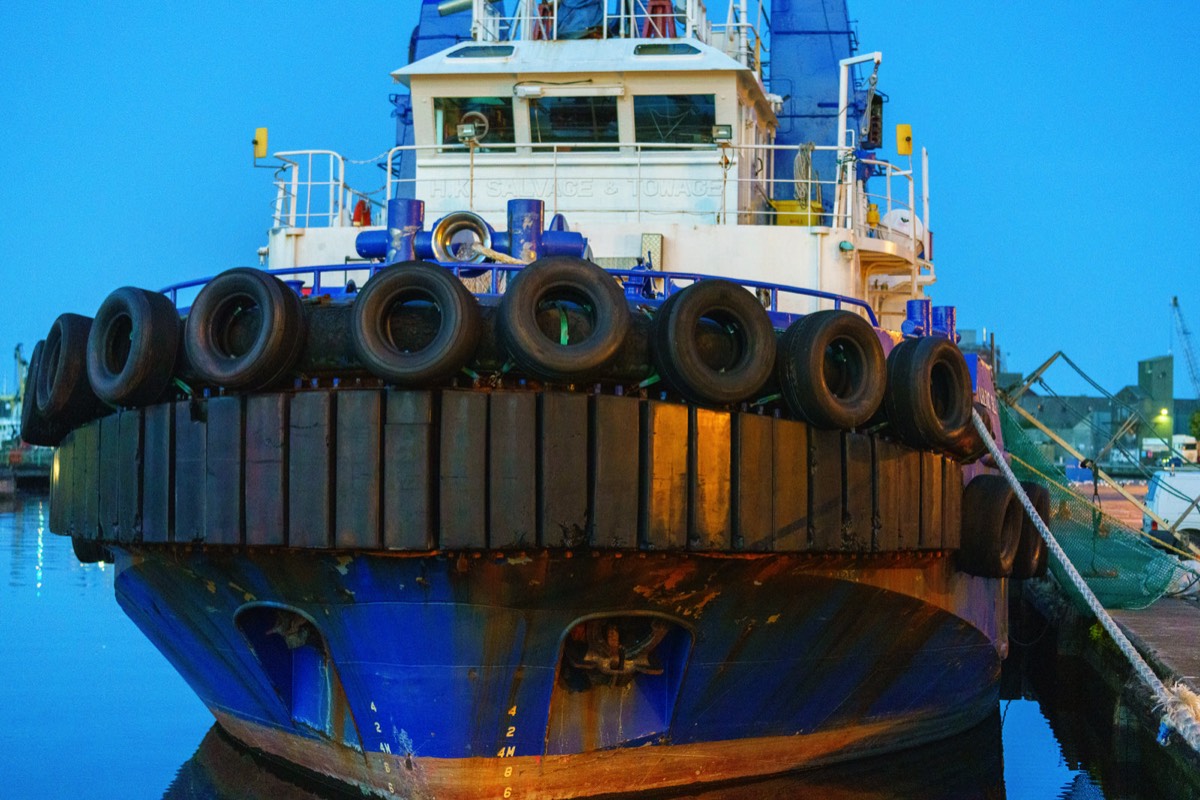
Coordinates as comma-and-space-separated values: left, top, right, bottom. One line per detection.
466, 0, 767, 74
265, 141, 927, 260
162, 261, 877, 326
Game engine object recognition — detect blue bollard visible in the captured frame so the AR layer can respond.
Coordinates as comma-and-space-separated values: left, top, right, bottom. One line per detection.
901, 298, 932, 337
932, 305, 957, 341
386, 198, 425, 264
508, 199, 544, 263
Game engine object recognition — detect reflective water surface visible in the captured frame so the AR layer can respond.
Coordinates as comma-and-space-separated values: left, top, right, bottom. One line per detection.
0, 494, 1191, 799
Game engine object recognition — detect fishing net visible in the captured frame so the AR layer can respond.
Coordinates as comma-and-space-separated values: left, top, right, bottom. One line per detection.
1000, 404, 1191, 610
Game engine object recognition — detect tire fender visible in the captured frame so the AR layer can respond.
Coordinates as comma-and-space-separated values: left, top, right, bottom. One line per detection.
350, 261, 482, 386
959, 474, 1023, 578
20, 340, 72, 446
87, 287, 181, 406
1011, 481, 1051, 580
36, 313, 100, 429
883, 336, 973, 451
183, 267, 306, 390
652, 279, 776, 406
945, 402, 994, 464
497, 256, 630, 382
777, 309, 885, 429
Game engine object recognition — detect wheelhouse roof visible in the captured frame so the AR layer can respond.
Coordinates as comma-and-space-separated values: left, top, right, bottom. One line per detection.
391, 39, 750, 86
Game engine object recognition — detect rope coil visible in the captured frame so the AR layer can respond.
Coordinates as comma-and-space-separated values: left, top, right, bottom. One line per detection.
973, 410, 1200, 751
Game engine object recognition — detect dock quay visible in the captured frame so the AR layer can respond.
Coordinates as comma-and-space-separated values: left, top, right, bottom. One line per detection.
1018, 584, 1200, 798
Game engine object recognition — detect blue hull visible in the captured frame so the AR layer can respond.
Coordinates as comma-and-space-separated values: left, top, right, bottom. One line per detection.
114, 546, 1004, 798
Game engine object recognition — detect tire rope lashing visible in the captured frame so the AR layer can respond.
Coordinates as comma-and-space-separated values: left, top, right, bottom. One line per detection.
973, 410, 1200, 752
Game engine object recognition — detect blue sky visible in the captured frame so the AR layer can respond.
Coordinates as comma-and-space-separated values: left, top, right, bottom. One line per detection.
2, 1, 1197, 398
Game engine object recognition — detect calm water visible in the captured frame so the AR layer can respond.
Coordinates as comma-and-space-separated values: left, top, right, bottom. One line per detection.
0, 493, 1190, 799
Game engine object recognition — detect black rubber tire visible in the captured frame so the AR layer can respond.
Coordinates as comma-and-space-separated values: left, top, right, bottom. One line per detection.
959, 474, 1023, 578
651, 280, 776, 405
777, 310, 885, 429
20, 340, 72, 446
497, 256, 630, 382
87, 286, 181, 406
36, 313, 99, 429
183, 267, 305, 390
1012, 481, 1051, 580
945, 402, 993, 463
351, 261, 482, 386
71, 536, 110, 564
883, 336, 973, 451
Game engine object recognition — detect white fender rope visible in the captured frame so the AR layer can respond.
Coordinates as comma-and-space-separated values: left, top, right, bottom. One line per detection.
973, 410, 1200, 751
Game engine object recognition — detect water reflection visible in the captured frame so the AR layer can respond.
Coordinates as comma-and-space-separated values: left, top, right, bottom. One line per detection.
164, 726, 357, 800
4, 492, 107, 596
1, 495, 1196, 799
165, 716, 1004, 800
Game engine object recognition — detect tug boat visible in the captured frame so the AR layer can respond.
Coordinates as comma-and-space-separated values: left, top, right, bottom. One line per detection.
24, 2, 1048, 798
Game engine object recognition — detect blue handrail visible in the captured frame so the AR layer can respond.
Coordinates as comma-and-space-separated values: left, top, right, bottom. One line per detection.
162, 262, 878, 327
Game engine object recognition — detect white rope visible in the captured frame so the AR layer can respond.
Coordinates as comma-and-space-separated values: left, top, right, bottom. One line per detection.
470, 243, 526, 265
345, 149, 393, 165
973, 410, 1200, 751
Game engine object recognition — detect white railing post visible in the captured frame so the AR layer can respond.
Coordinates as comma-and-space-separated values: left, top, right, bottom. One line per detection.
289, 164, 300, 228
907, 170, 916, 254
739, 0, 748, 65
834, 52, 881, 230
274, 174, 287, 227
922, 146, 931, 258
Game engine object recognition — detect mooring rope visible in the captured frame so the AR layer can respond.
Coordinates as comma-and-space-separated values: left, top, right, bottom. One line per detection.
973, 410, 1200, 751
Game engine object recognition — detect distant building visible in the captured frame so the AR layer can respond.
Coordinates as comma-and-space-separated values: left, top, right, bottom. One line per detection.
978, 347, 1194, 468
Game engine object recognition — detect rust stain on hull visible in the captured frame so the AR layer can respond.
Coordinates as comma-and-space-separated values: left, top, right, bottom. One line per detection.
216, 698, 994, 800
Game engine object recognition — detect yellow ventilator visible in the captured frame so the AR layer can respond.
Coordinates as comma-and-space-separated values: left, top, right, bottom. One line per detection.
253, 127, 269, 159
896, 124, 912, 156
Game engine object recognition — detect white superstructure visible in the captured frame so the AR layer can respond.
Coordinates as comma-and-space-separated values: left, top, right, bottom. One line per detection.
261, 1, 934, 327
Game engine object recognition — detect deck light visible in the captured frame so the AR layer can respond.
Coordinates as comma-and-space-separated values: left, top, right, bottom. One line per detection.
456, 122, 479, 142
711, 124, 733, 142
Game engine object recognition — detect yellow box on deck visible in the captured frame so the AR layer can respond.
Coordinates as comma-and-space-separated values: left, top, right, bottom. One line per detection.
770, 199, 824, 226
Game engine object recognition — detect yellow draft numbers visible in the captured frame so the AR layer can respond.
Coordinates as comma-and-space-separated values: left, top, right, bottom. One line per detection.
368, 700, 398, 795
497, 704, 519, 799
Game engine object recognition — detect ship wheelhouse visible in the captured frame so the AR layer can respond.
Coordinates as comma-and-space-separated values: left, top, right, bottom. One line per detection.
263, 0, 934, 329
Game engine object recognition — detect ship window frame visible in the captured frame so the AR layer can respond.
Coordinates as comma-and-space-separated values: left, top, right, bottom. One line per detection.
447, 45, 514, 59
527, 95, 620, 153
633, 43, 701, 56
633, 94, 718, 149
432, 96, 516, 151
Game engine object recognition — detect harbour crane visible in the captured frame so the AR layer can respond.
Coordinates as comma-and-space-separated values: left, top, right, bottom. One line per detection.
1171, 296, 1200, 398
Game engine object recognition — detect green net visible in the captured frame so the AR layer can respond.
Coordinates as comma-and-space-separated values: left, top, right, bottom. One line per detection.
999, 404, 1190, 610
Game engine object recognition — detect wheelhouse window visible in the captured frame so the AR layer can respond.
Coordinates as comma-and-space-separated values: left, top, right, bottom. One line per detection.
634, 95, 716, 147
528, 96, 619, 151
434, 97, 515, 148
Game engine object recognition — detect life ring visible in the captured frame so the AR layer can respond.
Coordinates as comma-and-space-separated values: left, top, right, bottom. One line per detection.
183, 267, 306, 390
87, 287, 181, 406
36, 313, 99, 429
1011, 481, 1050, 580
958, 474, 1023, 578
777, 309, 885, 429
350, 261, 482, 386
652, 280, 776, 406
882, 336, 973, 451
497, 256, 630, 383
351, 199, 372, 227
